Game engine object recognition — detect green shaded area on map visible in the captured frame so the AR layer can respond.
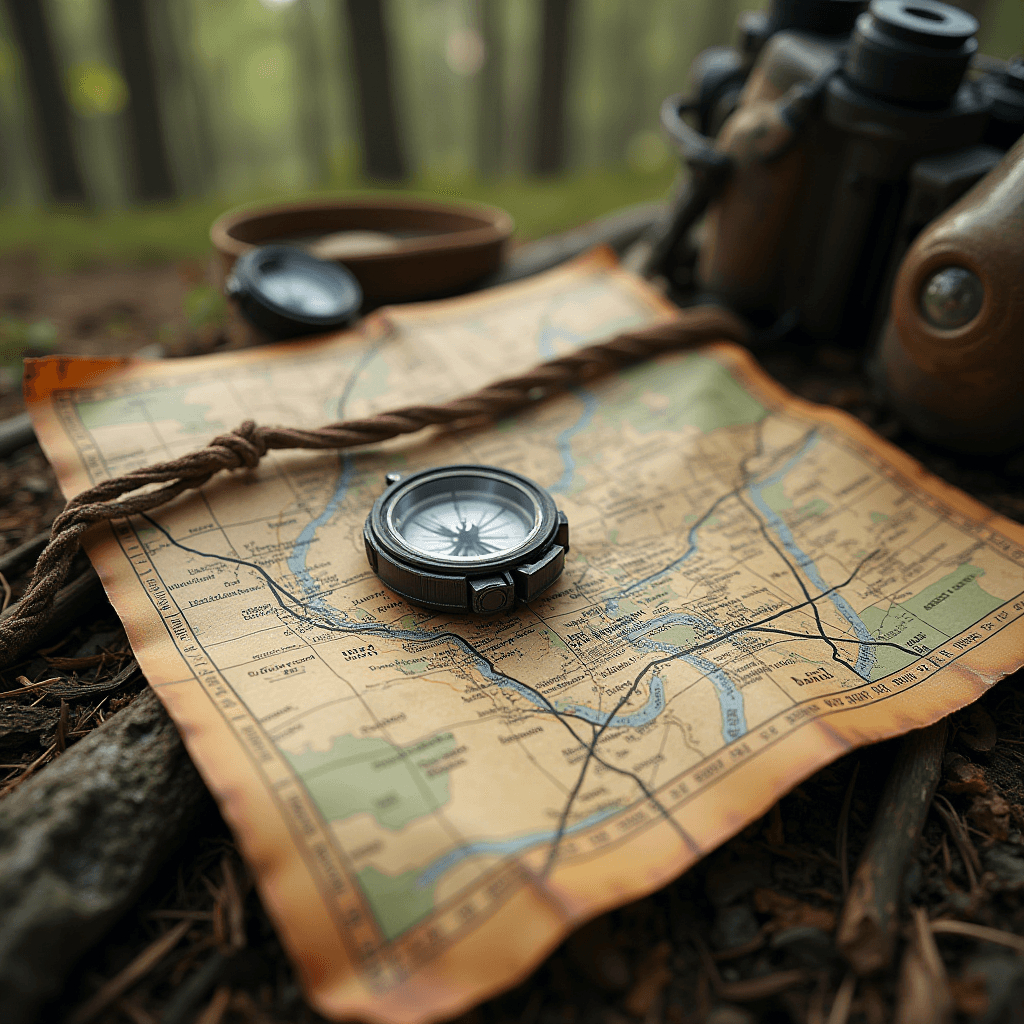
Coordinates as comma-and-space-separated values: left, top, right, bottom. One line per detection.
286, 732, 460, 831
357, 864, 438, 942
860, 564, 1003, 680
797, 498, 830, 518
77, 384, 220, 434
600, 354, 766, 435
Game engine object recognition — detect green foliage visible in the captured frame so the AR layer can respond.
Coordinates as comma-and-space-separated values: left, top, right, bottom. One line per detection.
65, 61, 128, 117
0, 316, 58, 367
183, 283, 228, 330
0, 163, 677, 270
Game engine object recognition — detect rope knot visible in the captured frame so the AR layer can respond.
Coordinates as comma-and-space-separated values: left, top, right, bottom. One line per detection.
212, 420, 267, 469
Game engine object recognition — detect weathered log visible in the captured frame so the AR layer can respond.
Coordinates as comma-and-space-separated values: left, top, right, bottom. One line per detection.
0, 530, 51, 583
836, 721, 948, 975
0, 703, 59, 755
0, 687, 212, 1024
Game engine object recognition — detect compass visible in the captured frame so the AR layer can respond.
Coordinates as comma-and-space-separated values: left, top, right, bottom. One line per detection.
363, 465, 569, 614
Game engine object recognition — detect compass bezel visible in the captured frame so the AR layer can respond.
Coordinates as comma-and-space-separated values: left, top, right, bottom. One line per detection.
368, 465, 559, 574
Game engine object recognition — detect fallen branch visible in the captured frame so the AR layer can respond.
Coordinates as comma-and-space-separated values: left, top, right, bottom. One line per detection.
836, 721, 947, 975
0, 688, 212, 1024
894, 907, 953, 1024
931, 918, 1024, 954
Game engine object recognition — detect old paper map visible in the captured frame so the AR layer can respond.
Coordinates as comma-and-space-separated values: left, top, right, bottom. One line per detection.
25, 250, 1024, 1022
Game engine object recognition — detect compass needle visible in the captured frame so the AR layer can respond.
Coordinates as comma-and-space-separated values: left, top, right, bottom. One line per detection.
367, 466, 568, 613
477, 507, 509, 530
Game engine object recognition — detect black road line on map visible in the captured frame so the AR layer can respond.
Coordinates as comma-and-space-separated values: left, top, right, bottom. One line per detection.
540, 541, 882, 874
138, 513, 688, 859
140, 423, 884, 883
743, 625, 917, 655
617, 419, 773, 598
734, 490, 859, 674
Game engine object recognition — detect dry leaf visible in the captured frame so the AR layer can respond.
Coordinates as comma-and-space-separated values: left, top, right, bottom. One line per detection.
966, 793, 1011, 841
754, 888, 836, 932
948, 974, 988, 1016
942, 753, 988, 796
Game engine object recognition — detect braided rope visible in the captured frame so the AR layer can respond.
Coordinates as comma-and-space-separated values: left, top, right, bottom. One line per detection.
0, 306, 748, 667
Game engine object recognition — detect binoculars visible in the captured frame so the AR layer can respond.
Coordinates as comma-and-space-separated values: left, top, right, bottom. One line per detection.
646, 0, 1024, 451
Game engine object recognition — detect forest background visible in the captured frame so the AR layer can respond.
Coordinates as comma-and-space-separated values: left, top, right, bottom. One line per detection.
0, 0, 1020, 267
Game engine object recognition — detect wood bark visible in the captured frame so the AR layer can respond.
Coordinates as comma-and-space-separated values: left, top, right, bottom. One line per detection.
341, 0, 408, 181
0, 688, 210, 1024
836, 721, 948, 975
531, 0, 575, 175
2, 0, 88, 204
105, 0, 176, 201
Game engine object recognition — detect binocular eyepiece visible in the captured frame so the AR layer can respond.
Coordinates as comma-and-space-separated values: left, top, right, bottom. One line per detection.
650, 0, 1024, 451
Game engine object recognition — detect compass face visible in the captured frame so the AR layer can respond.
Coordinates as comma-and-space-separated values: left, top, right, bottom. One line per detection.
388, 474, 539, 563
365, 464, 567, 613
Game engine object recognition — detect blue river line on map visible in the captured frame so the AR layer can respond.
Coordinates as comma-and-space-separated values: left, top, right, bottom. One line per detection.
275, 340, 878, 887
416, 805, 622, 888
744, 433, 876, 679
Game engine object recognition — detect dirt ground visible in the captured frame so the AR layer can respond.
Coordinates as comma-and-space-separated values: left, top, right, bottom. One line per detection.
1, 259, 1023, 1024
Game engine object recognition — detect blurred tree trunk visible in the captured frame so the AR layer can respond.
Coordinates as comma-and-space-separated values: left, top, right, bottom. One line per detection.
147, 0, 216, 196
106, 0, 176, 201
531, 0, 574, 176
2, 0, 87, 204
341, 0, 408, 181
606, 0, 647, 164
475, 0, 504, 177
293, 0, 333, 185
175, 1, 219, 194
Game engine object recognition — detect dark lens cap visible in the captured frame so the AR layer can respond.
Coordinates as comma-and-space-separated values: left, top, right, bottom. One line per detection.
225, 244, 363, 341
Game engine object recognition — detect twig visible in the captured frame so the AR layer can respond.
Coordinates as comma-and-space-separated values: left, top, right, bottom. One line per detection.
114, 995, 160, 1024
826, 972, 857, 1024
0, 743, 55, 798
692, 932, 807, 1002
195, 985, 232, 1024
66, 919, 191, 1024
54, 698, 68, 754
220, 854, 247, 952
0, 675, 61, 698
837, 761, 860, 896
836, 721, 947, 975
807, 973, 829, 1024
931, 918, 1024, 954
894, 908, 953, 1024
0, 570, 10, 614
932, 794, 982, 889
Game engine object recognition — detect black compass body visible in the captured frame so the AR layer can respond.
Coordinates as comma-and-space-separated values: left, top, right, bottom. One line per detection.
363, 465, 569, 614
